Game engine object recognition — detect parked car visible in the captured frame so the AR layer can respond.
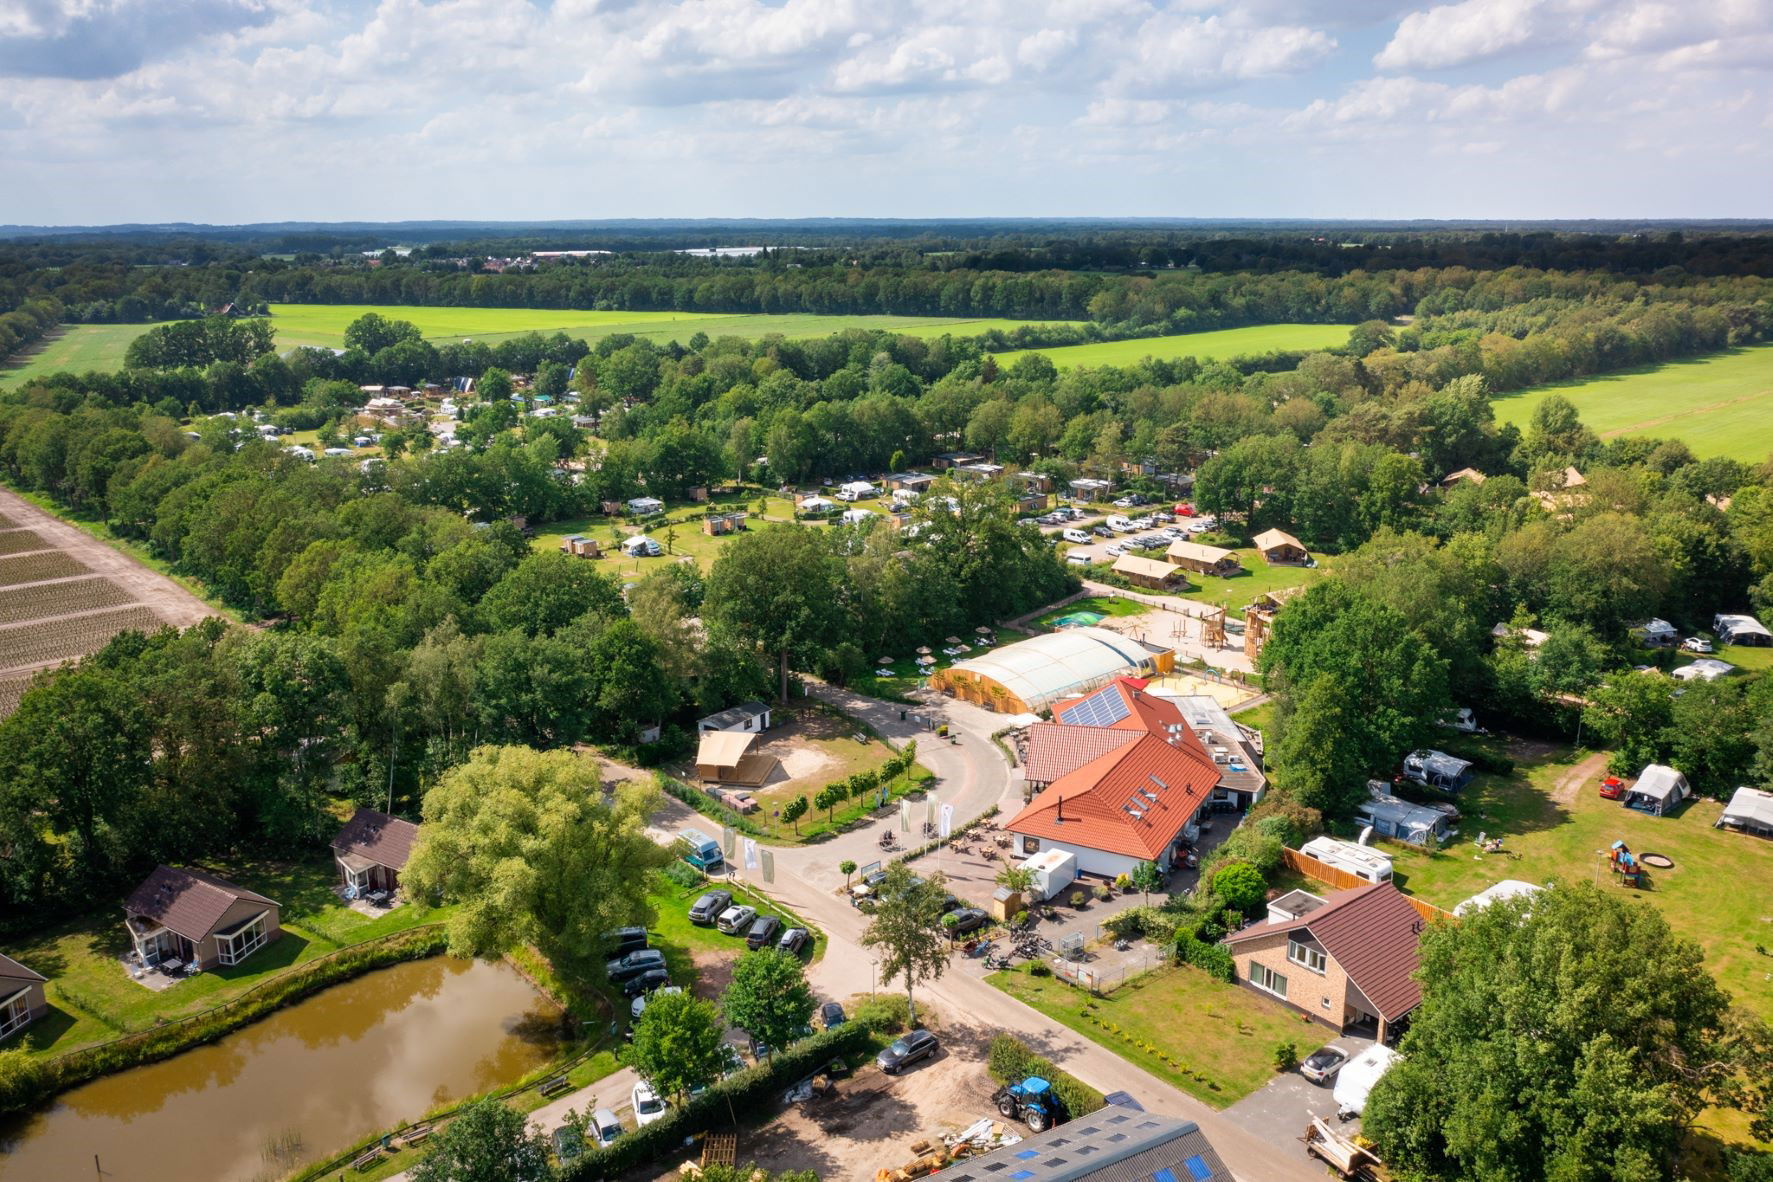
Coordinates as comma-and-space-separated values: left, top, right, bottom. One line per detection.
1300, 1045, 1349, 1085
945, 907, 989, 935
605, 948, 666, 982
1063, 528, 1092, 544
746, 914, 783, 949
688, 890, 733, 925
820, 1001, 847, 1030
1683, 636, 1714, 653
590, 1107, 624, 1148
1092, 525, 1113, 537
1066, 553, 1092, 566
778, 926, 810, 954
603, 926, 648, 956
877, 1029, 940, 1074
631, 1081, 668, 1127
716, 905, 758, 934
621, 966, 671, 997
630, 984, 683, 1021
1599, 775, 1626, 800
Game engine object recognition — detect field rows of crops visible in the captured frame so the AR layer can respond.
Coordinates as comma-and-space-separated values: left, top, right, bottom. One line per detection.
0, 606, 166, 670
0, 528, 50, 556
0, 577, 135, 626
0, 551, 90, 587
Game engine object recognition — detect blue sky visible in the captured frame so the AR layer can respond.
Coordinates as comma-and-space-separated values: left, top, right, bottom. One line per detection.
2, 0, 1770, 225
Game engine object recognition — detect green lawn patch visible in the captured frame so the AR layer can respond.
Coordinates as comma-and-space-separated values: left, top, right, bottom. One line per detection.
1490, 346, 1773, 462
992, 324, 1354, 369
646, 877, 825, 981
989, 962, 1314, 1106
528, 492, 800, 577
1376, 746, 1773, 1021
1032, 595, 1150, 631
1, 324, 149, 385
2, 853, 449, 1057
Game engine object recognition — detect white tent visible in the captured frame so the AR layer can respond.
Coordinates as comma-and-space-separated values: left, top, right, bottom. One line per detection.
621, 535, 659, 557
1716, 787, 1773, 837
1626, 764, 1690, 815
1454, 879, 1543, 916
1333, 1044, 1400, 1118
1672, 658, 1734, 682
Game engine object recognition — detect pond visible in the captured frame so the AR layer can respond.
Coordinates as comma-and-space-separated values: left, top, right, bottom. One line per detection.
0, 957, 567, 1181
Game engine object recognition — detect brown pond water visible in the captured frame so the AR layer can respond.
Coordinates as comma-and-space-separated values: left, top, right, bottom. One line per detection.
0, 957, 566, 1182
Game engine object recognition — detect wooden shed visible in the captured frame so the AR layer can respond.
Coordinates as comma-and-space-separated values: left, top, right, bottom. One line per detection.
560, 534, 602, 558
1166, 540, 1244, 577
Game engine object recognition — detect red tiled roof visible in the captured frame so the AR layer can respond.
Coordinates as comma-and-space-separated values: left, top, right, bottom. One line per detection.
1222, 883, 1426, 1020
1023, 723, 1139, 785
331, 807, 420, 872
1007, 727, 1220, 861
125, 866, 278, 943
1051, 678, 1185, 738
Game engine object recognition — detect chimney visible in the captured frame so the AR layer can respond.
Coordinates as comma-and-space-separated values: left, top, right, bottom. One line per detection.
1056, 794, 1065, 822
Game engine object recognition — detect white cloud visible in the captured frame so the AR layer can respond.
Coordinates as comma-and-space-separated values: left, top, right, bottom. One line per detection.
1375, 0, 1547, 72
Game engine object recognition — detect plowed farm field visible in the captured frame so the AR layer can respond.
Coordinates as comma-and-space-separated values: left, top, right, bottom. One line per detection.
0, 487, 217, 716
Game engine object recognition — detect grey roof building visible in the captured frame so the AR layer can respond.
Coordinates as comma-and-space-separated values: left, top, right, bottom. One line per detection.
940, 1110, 1230, 1182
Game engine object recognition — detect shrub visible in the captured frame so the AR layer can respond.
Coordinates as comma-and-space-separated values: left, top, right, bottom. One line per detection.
0, 1047, 47, 1111
1174, 933, 1235, 982
1245, 796, 1321, 845
1028, 961, 1053, 978
986, 1034, 1104, 1121
1101, 909, 1147, 940
1113, 873, 1133, 893
661, 860, 703, 890
1069, 890, 1087, 908
1273, 1040, 1299, 1072
560, 1026, 869, 1179
1212, 863, 1267, 914
1093, 883, 1112, 901
851, 994, 911, 1035
655, 772, 762, 836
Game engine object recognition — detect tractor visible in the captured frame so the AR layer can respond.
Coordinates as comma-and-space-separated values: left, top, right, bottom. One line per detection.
993, 1076, 1064, 1132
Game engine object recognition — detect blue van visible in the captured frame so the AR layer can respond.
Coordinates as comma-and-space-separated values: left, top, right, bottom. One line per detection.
681, 828, 724, 872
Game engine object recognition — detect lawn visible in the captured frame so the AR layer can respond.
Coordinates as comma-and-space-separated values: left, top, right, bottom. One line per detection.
990, 962, 1315, 1106
1375, 744, 1773, 1022
1031, 595, 1151, 631
992, 323, 1354, 369
646, 876, 825, 982
1, 324, 152, 384
528, 492, 802, 578
2, 854, 448, 1057
1490, 346, 1773, 462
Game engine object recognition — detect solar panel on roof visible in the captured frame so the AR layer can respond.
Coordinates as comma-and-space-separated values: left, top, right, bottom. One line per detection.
1058, 686, 1131, 728
1184, 1154, 1214, 1180
1153, 1170, 1179, 1182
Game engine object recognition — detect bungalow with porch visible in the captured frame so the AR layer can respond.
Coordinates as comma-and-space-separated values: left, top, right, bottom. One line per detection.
886, 472, 935, 493
331, 807, 420, 897
0, 954, 48, 1042
1111, 553, 1189, 591
1221, 882, 1425, 1043
124, 866, 281, 972
1166, 540, 1244, 577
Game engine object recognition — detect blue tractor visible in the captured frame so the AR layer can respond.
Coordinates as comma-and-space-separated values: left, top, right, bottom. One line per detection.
993, 1076, 1064, 1132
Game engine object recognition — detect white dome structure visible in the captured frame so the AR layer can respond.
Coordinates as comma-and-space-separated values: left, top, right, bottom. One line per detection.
931, 626, 1171, 713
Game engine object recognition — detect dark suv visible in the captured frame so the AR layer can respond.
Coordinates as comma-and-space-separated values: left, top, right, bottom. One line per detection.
605, 948, 666, 983
688, 890, 732, 925
746, 915, 783, 949
602, 926, 648, 956
877, 1029, 939, 1074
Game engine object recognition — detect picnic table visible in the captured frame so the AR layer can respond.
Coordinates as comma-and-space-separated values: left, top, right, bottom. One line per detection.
160, 958, 184, 974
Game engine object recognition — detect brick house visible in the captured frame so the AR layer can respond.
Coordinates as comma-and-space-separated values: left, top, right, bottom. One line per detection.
124, 866, 282, 972
1221, 882, 1425, 1043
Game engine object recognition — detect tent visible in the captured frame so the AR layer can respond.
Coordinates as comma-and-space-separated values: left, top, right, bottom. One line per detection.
695, 730, 756, 781
1672, 658, 1734, 682
621, 535, 660, 557
1454, 879, 1543, 916
1625, 764, 1690, 816
1716, 787, 1773, 838
1332, 1045, 1400, 1118
1402, 749, 1475, 792
1357, 795, 1452, 846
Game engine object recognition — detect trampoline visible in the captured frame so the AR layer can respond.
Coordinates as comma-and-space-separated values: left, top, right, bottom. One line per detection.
1640, 853, 1675, 869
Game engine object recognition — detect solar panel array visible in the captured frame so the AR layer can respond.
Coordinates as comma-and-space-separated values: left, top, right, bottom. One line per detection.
1056, 686, 1131, 728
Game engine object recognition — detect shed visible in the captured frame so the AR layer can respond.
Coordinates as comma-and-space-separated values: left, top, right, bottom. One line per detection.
699, 701, 771, 733
559, 534, 601, 558
703, 511, 748, 536
1166, 540, 1243, 577
1252, 528, 1309, 565
1111, 553, 1188, 590
1625, 764, 1690, 815
885, 472, 934, 492
1716, 787, 1773, 838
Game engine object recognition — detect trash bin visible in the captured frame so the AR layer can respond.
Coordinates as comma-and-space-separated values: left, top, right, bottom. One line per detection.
899, 709, 906, 720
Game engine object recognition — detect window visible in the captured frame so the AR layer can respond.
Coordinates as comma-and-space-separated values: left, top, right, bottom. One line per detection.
217, 912, 270, 967
1183, 1155, 1215, 1181
1288, 940, 1327, 975
0, 990, 31, 1040
1249, 962, 1288, 999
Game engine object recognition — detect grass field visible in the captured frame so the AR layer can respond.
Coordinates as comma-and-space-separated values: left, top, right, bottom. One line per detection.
0, 324, 149, 383
1491, 346, 1773, 462
1377, 742, 1773, 1022
992, 323, 1354, 369
990, 962, 1313, 1106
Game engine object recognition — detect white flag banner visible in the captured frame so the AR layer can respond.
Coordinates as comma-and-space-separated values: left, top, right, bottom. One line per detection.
760, 849, 774, 884
939, 803, 954, 838
925, 797, 937, 829
743, 838, 760, 870
900, 799, 912, 832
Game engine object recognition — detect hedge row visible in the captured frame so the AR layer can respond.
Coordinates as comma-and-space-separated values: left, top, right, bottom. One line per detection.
985, 1033, 1105, 1122
1173, 933, 1235, 982
656, 771, 765, 837
0, 924, 447, 1114
561, 1024, 871, 1179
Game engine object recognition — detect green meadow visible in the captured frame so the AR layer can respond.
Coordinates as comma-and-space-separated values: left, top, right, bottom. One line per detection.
1, 324, 153, 383
991, 322, 1354, 368
1491, 346, 1773, 462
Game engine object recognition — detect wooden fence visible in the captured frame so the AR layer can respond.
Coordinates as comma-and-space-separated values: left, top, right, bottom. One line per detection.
1280, 848, 1456, 924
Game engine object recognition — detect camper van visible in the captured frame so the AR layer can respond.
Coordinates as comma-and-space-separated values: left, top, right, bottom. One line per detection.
1105, 515, 1135, 533
1299, 835, 1393, 884
679, 828, 724, 872
1062, 528, 1093, 544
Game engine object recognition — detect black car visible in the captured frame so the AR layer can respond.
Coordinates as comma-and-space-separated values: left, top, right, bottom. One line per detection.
777, 926, 810, 955
945, 907, 989, 935
605, 948, 667, 982
746, 914, 783, 949
688, 890, 732, 925
603, 926, 648, 956
621, 966, 671, 998
820, 1001, 846, 1030
876, 1029, 939, 1074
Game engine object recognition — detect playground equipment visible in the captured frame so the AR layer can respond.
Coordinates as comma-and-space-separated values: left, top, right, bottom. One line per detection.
1609, 840, 1644, 888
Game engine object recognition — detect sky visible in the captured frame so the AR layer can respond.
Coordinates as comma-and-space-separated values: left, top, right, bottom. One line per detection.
2, 0, 1771, 225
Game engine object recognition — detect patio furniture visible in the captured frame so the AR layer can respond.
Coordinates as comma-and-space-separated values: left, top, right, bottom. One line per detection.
539, 1075, 573, 1098
160, 958, 183, 975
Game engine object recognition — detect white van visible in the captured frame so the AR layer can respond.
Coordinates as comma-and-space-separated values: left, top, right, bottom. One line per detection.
1062, 528, 1092, 544
1105, 515, 1135, 533
1065, 553, 1092, 566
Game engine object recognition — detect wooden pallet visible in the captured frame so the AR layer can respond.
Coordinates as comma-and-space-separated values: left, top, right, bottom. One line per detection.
702, 1132, 738, 1167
